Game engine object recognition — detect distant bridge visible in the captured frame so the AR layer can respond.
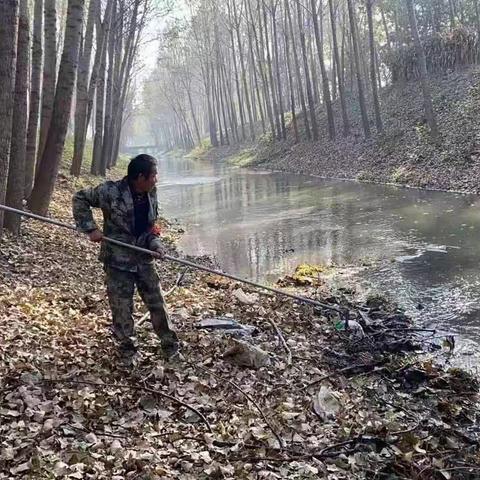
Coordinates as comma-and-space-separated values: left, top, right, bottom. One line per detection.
122, 145, 164, 156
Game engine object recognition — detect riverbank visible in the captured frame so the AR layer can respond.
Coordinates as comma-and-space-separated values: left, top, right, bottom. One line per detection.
1, 173, 479, 478
198, 67, 480, 194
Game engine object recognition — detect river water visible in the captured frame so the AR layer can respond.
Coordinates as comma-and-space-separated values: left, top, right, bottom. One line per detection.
157, 154, 480, 360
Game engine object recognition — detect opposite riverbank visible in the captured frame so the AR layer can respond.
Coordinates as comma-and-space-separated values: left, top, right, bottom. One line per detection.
194, 67, 480, 195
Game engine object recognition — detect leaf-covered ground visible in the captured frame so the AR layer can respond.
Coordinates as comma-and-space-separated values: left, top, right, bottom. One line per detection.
1, 175, 479, 479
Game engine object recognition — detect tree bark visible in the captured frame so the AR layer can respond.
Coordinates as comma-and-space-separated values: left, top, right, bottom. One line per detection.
248, 0, 276, 138
406, 0, 439, 142
25, 0, 43, 197
328, 0, 349, 135
262, 2, 281, 139
0, 0, 19, 236
29, 0, 85, 215
366, 0, 383, 133
283, 5, 298, 143
70, 0, 96, 176
296, 0, 318, 140
91, 27, 107, 175
285, 0, 310, 140
5, 0, 30, 233
346, 0, 370, 138
100, 0, 116, 174
232, 0, 255, 140
37, 0, 57, 167
271, 0, 286, 140
246, 12, 266, 134
311, 0, 335, 140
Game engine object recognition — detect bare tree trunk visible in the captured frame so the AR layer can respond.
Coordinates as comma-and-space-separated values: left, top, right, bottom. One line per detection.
249, 0, 276, 138
263, 2, 281, 139
70, 0, 96, 176
29, 0, 85, 215
91, 31, 107, 175
285, 0, 310, 140
329, 0, 349, 135
5, 0, 30, 233
25, 0, 43, 197
101, 0, 116, 173
448, 0, 456, 29
232, 0, 255, 140
379, 1, 392, 51
271, 0, 286, 139
296, 0, 318, 140
366, 0, 383, 133
0, 0, 19, 236
346, 0, 370, 138
283, 5, 298, 143
406, 0, 439, 142
311, 0, 335, 140
37, 0, 57, 166
247, 14, 266, 134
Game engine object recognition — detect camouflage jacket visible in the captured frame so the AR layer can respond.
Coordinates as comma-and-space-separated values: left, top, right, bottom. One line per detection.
72, 177, 163, 272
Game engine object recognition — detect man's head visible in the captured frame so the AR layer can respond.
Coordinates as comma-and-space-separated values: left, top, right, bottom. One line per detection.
127, 154, 158, 192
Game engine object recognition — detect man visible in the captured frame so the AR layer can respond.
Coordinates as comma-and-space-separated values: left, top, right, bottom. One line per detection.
72, 154, 179, 361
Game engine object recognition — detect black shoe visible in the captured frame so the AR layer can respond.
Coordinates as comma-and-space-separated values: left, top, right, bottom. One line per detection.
162, 342, 181, 361
119, 339, 138, 357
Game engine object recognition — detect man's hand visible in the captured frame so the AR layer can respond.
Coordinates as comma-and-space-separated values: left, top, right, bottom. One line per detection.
88, 229, 103, 243
154, 246, 166, 260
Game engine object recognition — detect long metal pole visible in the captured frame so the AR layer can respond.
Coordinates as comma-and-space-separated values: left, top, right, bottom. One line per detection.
0, 204, 340, 312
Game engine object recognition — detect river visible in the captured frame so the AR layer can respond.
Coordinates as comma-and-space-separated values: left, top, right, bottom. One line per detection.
157, 153, 480, 362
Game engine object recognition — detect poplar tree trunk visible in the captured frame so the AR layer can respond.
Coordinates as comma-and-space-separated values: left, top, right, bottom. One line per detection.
29, 0, 85, 215
366, 0, 383, 133
0, 0, 19, 236
346, 0, 370, 138
25, 0, 43, 197
247, 14, 266, 134
233, 0, 255, 140
263, 2, 281, 139
37, 0, 57, 166
283, 6, 298, 143
250, 0, 276, 140
5, 0, 30, 234
329, 0, 349, 135
296, 0, 318, 140
70, 0, 96, 176
285, 0, 310, 140
91, 30, 107, 175
271, 0, 286, 139
406, 0, 439, 142
311, 0, 335, 140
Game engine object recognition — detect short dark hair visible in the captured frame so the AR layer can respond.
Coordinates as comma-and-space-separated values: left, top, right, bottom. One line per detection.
127, 154, 157, 180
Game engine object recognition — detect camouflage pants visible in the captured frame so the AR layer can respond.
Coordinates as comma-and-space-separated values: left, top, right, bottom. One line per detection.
105, 264, 178, 350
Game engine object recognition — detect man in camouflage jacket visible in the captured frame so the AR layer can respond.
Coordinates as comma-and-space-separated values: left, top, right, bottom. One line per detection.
72, 154, 179, 360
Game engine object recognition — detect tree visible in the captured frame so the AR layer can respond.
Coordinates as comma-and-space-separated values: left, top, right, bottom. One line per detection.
37, 0, 57, 165
366, 0, 383, 133
328, 0, 349, 135
70, 0, 96, 176
311, 0, 335, 140
5, 0, 30, 234
29, 0, 85, 215
296, 0, 318, 140
25, 0, 43, 197
346, 0, 370, 138
0, 0, 19, 237
406, 0, 439, 142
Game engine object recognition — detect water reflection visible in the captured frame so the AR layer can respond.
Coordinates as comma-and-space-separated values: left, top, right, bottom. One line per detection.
157, 155, 480, 351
